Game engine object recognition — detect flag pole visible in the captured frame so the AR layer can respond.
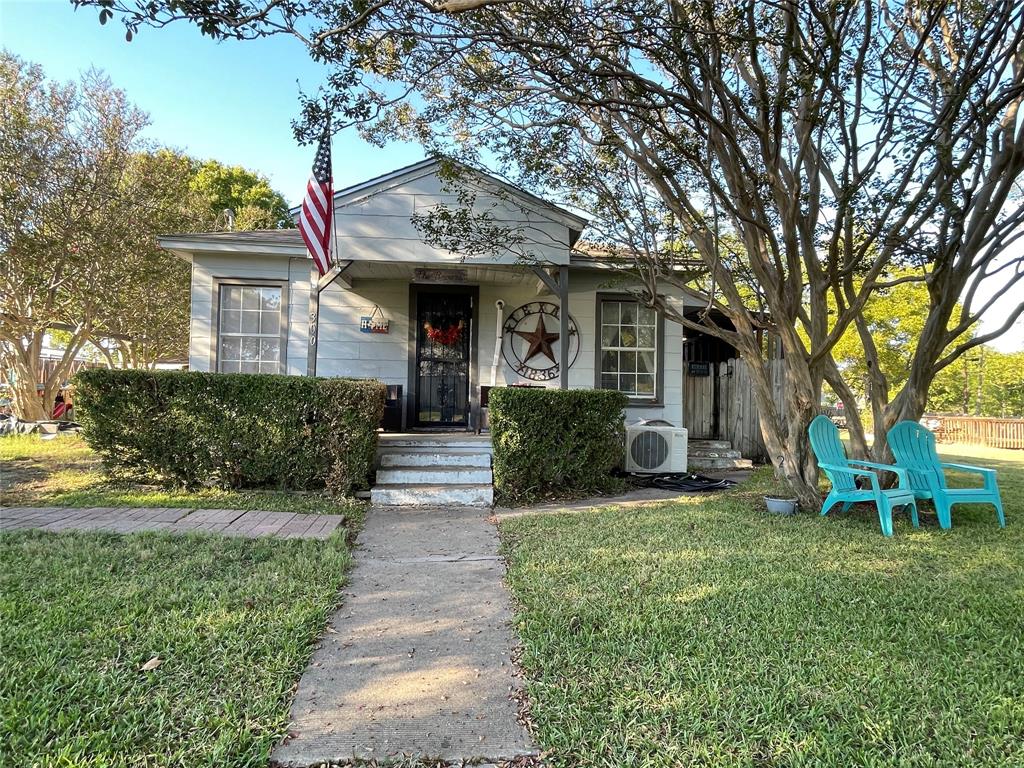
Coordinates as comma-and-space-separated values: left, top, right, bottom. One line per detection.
307, 112, 345, 378
307, 116, 330, 378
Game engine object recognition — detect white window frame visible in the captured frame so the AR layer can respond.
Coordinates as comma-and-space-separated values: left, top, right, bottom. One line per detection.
596, 296, 662, 402
212, 279, 288, 374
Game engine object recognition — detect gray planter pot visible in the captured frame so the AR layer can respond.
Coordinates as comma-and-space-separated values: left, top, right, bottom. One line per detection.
765, 496, 798, 516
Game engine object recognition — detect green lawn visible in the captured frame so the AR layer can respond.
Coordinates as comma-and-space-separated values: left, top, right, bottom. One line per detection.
1, 433, 360, 766
0, 530, 350, 767
1, 433, 363, 519
502, 444, 1023, 767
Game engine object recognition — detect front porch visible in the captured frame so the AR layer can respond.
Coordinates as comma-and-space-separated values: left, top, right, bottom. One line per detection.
311, 261, 575, 434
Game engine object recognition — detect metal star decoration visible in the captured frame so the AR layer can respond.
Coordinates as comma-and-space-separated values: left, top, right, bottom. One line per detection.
514, 314, 559, 364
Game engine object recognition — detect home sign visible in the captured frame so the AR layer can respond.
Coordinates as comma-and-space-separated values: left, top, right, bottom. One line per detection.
360, 306, 390, 334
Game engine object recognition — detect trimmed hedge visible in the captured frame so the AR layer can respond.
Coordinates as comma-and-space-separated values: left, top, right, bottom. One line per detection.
73, 370, 385, 494
489, 387, 628, 504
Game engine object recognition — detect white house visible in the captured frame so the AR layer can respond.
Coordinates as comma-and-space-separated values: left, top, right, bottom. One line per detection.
161, 159, 732, 441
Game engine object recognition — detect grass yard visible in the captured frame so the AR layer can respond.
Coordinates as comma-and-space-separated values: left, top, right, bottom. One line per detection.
0, 530, 350, 767
0, 433, 362, 518
502, 444, 1023, 767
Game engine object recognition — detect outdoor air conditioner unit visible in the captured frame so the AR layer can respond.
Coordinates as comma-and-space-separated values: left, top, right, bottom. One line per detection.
625, 422, 688, 474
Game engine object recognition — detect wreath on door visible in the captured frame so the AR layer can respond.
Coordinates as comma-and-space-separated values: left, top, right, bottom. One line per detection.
423, 319, 465, 347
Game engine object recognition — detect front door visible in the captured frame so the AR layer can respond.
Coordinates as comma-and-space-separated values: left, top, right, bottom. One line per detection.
414, 291, 472, 428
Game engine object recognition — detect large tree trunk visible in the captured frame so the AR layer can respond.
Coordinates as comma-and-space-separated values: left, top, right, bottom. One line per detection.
7, 352, 47, 421
5, 328, 90, 422
739, 344, 822, 510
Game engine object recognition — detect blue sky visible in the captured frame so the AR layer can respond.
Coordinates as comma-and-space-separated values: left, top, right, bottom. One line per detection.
2, 0, 1020, 350
0, 0, 424, 206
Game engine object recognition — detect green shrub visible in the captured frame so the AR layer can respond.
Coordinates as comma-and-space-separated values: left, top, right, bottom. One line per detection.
489, 387, 628, 504
73, 370, 385, 494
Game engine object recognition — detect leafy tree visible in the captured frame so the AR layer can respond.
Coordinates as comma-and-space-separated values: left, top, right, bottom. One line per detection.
93, 150, 205, 368
189, 159, 292, 229
81, 0, 1024, 504
929, 347, 1024, 417
1, 53, 149, 420
1, 49, 296, 419
828, 272, 964, 402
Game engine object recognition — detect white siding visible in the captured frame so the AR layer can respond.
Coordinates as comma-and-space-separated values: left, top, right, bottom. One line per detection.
477, 271, 685, 426
286, 257, 311, 375
188, 253, 291, 373
187, 253, 691, 428
334, 172, 571, 266
313, 280, 410, 383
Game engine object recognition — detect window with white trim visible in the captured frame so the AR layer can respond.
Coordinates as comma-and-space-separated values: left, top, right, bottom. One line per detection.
217, 285, 282, 373
599, 299, 657, 398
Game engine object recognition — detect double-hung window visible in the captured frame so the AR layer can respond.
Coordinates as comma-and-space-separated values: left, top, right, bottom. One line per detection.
217, 285, 283, 373
599, 299, 658, 398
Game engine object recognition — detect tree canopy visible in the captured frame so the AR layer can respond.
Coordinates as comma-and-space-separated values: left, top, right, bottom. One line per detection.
190, 159, 293, 230
79, 0, 1024, 502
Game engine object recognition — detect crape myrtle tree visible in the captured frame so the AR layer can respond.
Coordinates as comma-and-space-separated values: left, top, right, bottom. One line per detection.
83, 0, 1024, 505
1, 55, 151, 420
1, 52, 293, 419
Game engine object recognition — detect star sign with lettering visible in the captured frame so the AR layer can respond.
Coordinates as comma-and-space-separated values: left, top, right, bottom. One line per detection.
501, 301, 580, 381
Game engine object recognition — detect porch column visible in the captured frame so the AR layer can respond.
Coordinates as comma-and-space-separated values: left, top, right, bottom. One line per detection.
307, 261, 352, 377
559, 265, 569, 390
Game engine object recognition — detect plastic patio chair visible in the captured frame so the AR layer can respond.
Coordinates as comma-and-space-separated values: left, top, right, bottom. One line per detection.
808, 415, 919, 537
886, 420, 1006, 530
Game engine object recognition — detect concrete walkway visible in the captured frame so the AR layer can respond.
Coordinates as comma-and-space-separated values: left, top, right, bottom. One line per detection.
0, 506, 344, 539
272, 506, 534, 766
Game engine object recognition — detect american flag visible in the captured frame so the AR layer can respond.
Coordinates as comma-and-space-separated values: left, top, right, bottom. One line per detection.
298, 133, 334, 275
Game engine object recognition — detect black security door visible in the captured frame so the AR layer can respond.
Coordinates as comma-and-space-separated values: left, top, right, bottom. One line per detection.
415, 292, 472, 427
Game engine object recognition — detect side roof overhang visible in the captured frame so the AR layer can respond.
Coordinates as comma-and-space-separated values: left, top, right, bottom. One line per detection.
158, 229, 306, 262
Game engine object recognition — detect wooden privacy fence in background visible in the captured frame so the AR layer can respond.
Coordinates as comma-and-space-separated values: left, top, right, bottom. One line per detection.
683, 357, 785, 461
934, 416, 1024, 450
718, 358, 785, 460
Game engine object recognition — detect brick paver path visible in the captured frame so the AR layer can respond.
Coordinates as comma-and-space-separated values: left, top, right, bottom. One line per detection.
0, 506, 344, 539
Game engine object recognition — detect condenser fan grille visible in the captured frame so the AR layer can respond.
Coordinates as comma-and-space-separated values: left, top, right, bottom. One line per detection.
630, 430, 670, 470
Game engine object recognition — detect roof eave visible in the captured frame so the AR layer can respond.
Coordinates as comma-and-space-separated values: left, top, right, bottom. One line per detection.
157, 236, 307, 259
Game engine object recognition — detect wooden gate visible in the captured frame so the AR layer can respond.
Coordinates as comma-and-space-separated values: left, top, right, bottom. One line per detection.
682, 357, 785, 460
682, 362, 716, 439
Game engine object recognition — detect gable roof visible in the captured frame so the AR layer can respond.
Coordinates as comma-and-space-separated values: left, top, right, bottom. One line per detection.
161, 160, 590, 260
290, 157, 589, 237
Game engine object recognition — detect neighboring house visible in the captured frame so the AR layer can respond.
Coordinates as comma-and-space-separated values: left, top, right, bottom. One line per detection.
160, 159, 741, 436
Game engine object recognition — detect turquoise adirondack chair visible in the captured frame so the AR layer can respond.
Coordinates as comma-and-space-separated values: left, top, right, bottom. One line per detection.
808, 415, 919, 537
886, 420, 1005, 530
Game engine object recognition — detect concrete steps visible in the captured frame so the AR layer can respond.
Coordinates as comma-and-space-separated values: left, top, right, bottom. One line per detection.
376, 467, 492, 485
372, 434, 494, 507
379, 451, 491, 468
370, 483, 494, 507
687, 456, 755, 471
687, 439, 755, 471
687, 439, 733, 451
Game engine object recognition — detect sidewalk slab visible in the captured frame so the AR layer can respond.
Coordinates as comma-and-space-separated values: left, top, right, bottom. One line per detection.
272, 506, 534, 766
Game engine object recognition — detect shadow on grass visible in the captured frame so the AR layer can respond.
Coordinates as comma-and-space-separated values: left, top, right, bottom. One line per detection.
1, 433, 363, 520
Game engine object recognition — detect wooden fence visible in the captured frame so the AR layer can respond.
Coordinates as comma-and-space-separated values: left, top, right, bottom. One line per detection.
683, 357, 785, 461
933, 416, 1024, 450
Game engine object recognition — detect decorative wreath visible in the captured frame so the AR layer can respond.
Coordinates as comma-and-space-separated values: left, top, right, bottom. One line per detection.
424, 319, 465, 347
